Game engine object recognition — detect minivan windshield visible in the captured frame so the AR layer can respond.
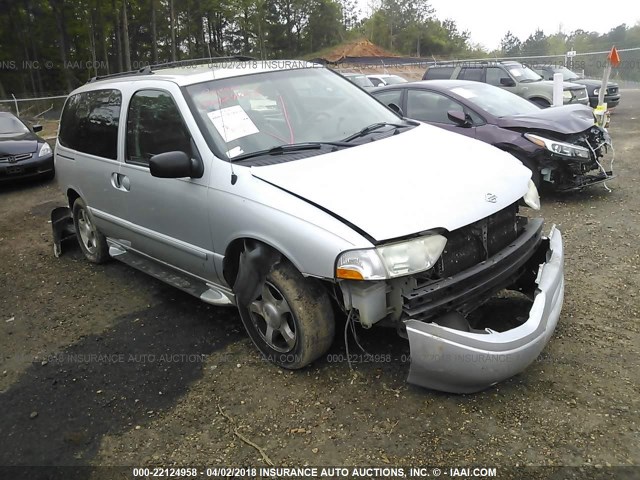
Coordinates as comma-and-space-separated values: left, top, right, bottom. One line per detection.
185, 67, 404, 160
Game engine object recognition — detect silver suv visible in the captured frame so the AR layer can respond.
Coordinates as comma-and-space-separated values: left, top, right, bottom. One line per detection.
54, 58, 564, 393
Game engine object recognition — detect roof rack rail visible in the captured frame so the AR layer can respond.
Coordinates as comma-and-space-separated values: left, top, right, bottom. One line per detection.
88, 65, 152, 83
149, 56, 257, 70
87, 56, 257, 83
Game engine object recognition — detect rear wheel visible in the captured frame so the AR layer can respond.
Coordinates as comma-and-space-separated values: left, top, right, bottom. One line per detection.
72, 198, 109, 263
238, 260, 335, 369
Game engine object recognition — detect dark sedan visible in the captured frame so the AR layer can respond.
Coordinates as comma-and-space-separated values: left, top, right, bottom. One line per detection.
532, 65, 620, 108
0, 111, 54, 183
372, 80, 614, 192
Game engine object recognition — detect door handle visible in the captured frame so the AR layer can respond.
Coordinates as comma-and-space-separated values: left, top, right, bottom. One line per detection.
111, 173, 130, 192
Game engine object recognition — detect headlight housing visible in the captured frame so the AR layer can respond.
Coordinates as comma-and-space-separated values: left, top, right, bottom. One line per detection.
336, 234, 448, 280
524, 133, 590, 160
39, 142, 52, 157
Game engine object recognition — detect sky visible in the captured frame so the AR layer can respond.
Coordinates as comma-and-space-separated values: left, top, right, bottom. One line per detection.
360, 0, 639, 51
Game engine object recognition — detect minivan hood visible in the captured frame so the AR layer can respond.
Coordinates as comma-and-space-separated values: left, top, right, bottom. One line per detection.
250, 124, 531, 242
497, 104, 595, 135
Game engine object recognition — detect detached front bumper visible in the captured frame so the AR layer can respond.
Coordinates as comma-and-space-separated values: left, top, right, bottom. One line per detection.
405, 225, 564, 393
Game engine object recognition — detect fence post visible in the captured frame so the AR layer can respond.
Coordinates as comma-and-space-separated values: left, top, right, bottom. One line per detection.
12, 93, 19, 116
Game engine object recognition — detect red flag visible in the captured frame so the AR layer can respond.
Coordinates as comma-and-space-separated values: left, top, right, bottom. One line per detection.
608, 46, 621, 67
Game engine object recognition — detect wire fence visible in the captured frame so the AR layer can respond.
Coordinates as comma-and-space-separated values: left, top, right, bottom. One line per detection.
331, 47, 640, 85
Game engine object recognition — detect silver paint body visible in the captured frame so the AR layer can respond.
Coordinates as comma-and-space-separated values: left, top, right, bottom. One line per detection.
55, 63, 565, 392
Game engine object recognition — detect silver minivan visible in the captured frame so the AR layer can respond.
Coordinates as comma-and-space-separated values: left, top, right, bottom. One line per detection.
55, 59, 564, 393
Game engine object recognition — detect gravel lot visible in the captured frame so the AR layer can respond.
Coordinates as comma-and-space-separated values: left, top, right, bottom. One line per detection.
0, 91, 638, 479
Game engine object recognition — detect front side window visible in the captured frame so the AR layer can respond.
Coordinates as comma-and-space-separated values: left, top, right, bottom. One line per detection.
407, 90, 464, 124
185, 67, 402, 160
58, 89, 121, 160
126, 90, 193, 166
486, 67, 508, 86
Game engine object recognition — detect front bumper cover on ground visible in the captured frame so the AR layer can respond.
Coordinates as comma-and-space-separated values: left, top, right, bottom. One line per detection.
405, 225, 564, 393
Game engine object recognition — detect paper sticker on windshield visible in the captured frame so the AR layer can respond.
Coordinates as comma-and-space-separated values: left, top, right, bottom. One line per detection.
450, 87, 476, 99
509, 68, 522, 77
226, 146, 244, 158
207, 105, 259, 142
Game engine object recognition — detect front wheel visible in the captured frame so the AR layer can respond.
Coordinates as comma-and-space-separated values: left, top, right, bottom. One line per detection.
72, 198, 109, 263
238, 260, 335, 369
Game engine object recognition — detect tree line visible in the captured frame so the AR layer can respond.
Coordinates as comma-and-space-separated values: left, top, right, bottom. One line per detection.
0, 0, 638, 98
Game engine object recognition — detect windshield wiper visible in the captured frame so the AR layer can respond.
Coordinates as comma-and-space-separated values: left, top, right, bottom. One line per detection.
231, 141, 353, 162
342, 122, 408, 142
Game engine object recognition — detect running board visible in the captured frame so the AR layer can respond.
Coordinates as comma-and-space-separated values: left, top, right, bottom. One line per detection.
108, 242, 235, 306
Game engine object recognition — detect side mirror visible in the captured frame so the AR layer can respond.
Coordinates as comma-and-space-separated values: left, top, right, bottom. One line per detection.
32, 124, 43, 133
447, 110, 472, 127
149, 151, 202, 178
387, 102, 404, 116
500, 77, 516, 87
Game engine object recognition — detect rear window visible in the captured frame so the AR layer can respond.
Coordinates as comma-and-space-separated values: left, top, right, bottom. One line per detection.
423, 66, 454, 80
59, 89, 121, 160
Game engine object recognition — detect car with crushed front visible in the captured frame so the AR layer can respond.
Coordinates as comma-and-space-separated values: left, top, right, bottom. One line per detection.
0, 111, 54, 182
372, 80, 614, 191
53, 58, 564, 393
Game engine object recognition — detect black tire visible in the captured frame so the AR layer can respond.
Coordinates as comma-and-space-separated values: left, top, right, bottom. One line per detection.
72, 198, 109, 264
531, 98, 551, 109
238, 260, 335, 369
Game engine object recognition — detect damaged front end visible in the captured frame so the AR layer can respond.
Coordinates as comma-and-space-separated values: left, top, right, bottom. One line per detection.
338, 204, 564, 393
527, 126, 614, 191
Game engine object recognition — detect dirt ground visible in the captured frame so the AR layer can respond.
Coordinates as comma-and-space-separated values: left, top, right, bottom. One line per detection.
0, 90, 638, 479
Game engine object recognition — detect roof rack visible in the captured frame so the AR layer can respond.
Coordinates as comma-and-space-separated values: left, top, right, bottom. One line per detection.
149, 56, 256, 70
87, 56, 257, 83
88, 66, 152, 83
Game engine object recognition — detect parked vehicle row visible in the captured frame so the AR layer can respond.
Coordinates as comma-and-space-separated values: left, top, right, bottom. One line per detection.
52, 59, 564, 394
422, 61, 590, 108
371, 80, 614, 191
530, 64, 621, 108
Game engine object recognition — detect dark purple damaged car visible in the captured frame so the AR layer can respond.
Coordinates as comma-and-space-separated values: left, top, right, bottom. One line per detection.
372, 80, 614, 192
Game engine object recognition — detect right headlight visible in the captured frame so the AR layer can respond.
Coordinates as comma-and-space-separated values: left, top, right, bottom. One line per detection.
524, 133, 591, 159
336, 234, 448, 280
593, 88, 600, 95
